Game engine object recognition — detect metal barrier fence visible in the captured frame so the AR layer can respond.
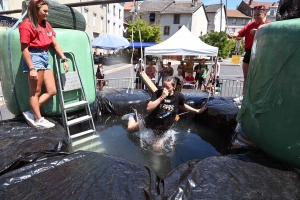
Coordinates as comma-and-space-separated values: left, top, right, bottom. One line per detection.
0, 78, 243, 121
98, 77, 244, 98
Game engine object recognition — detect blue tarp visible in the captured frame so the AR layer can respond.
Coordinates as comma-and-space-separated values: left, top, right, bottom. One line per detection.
129, 42, 157, 48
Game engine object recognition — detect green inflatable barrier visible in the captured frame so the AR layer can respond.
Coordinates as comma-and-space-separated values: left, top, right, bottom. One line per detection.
237, 19, 300, 168
0, 28, 96, 116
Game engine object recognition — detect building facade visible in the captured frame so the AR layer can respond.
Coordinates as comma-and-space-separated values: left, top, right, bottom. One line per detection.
138, 0, 207, 41
206, 4, 227, 33
237, 0, 279, 22
227, 9, 252, 33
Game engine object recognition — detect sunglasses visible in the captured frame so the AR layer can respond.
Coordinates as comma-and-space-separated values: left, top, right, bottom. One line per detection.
35, 0, 45, 4
253, 5, 266, 11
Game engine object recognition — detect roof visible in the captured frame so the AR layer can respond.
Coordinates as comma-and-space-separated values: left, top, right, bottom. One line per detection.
145, 25, 218, 56
161, 1, 203, 14
227, 10, 252, 18
205, 4, 224, 13
124, 2, 141, 11
139, 0, 173, 12
243, 1, 279, 9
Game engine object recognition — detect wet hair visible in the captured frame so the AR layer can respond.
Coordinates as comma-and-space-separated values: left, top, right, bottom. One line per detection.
163, 76, 177, 88
27, 0, 49, 33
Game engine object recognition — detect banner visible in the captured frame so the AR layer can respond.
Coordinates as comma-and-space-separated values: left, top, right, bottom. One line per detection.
231, 55, 241, 64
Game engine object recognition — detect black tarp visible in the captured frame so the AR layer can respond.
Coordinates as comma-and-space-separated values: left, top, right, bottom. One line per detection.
0, 150, 299, 199
0, 119, 69, 175
195, 97, 239, 132
276, 0, 299, 20
0, 151, 158, 200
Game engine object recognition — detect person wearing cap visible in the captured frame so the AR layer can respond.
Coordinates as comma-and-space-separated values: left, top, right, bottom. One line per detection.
177, 60, 186, 78
228, 5, 270, 100
134, 58, 144, 89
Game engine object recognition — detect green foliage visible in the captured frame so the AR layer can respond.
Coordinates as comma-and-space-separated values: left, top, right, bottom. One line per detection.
200, 31, 236, 58
128, 18, 162, 43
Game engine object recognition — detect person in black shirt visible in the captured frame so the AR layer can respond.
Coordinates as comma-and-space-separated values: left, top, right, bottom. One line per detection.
122, 76, 207, 136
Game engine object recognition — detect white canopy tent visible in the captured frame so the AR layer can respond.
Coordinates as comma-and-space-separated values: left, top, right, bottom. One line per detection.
145, 25, 218, 56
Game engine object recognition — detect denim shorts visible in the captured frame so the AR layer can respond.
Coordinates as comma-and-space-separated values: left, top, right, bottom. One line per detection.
22, 48, 51, 73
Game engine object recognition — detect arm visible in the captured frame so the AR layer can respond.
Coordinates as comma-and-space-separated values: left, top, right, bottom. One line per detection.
21, 43, 38, 80
52, 37, 69, 72
181, 102, 208, 114
147, 88, 168, 112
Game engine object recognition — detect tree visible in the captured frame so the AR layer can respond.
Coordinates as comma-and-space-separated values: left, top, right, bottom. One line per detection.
127, 18, 162, 43
200, 31, 236, 58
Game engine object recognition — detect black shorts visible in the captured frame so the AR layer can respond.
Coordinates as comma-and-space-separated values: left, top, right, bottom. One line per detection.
198, 77, 206, 84
243, 49, 251, 64
143, 117, 170, 136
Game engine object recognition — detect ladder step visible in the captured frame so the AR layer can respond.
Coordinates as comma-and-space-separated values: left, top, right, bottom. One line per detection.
72, 140, 103, 152
72, 135, 99, 146
67, 115, 92, 126
70, 129, 95, 139
64, 100, 88, 109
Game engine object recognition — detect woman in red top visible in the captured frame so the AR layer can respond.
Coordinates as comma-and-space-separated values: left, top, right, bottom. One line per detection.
228, 5, 269, 97
19, 0, 69, 128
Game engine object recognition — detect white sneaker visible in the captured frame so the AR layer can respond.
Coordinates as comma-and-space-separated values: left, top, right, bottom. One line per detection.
35, 117, 55, 129
23, 110, 36, 127
233, 96, 243, 103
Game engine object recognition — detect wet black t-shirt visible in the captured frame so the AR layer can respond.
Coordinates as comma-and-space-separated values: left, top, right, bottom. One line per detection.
144, 89, 185, 133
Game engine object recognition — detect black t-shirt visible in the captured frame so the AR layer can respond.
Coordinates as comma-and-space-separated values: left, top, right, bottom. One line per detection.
144, 89, 185, 133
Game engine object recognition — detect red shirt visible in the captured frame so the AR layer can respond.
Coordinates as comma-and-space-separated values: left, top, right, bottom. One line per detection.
238, 20, 270, 50
19, 19, 56, 51
184, 76, 195, 82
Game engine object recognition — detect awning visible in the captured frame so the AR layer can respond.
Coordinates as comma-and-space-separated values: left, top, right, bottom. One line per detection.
0, 15, 18, 27
128, 42, 157, 48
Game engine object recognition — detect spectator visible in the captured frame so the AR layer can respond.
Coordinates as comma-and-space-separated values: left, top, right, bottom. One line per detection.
228, 5, 269, 100
20, 0, 69, 128
95, 64, 105, 90
157, 61, 165, 87
134, 58, 144, 89
163, 62, 174, 77
145, 61, 156, 80
177, 60, 186, 78
194, 59, 209, 90
184, 56, 195, 75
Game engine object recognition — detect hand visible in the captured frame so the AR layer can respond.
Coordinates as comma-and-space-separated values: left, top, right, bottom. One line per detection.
29, 69, 38, 80
161, 88, 169, 99
197, 102, 208, 113
228, 32, 236, 38
63, 62, 69, 72
250, 29, 257, 35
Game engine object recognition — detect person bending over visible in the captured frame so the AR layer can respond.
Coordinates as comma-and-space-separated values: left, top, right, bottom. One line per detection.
20, 0, 69, 128
122, 76, 207, 136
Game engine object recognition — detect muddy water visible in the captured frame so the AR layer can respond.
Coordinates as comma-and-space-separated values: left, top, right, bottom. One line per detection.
72, 114, 230, 178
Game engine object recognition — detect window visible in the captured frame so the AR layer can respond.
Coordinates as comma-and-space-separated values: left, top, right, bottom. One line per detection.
93, 32, 99, 39
232, 18, 236, 24
119, 9, 121, 19
113, 22, 116, 34
164, 26, 170, 35
270, 10, 275, 16
231, 28, 235, 32
107, 20, 110, 32
208, 19, 212, 25
174, 14, 180, 24
100, 4, 103, 8
93, 13, 96, 27
149, 13, 155, 23
84, 9, 88, 24
100, 17, 103, 31
107, 4, 110, 13
113, 5, 116, 16
242, 19, 246, 25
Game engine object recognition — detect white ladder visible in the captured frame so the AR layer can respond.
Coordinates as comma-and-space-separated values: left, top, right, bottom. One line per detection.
54, 52, 97, 144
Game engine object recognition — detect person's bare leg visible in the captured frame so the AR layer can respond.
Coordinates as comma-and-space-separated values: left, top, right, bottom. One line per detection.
242, 62, 249, 95
127, 118, 140, 133
29, 70, 44, 119
40, 70, 57, 107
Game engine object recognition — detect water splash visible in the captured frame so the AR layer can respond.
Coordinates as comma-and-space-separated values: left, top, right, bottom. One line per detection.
137, 121, 178, 155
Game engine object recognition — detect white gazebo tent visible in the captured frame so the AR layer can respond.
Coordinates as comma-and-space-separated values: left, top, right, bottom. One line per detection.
145, 25, 218, 56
